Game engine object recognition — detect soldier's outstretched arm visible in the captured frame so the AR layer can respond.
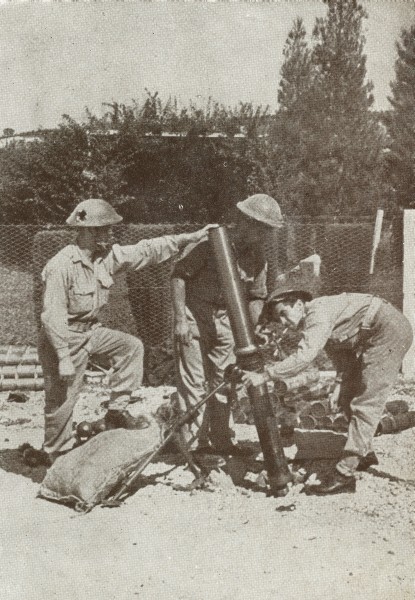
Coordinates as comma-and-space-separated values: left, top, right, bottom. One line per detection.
110, 224, 218, 272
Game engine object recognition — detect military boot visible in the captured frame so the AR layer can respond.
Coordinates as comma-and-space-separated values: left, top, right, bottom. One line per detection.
305, 470, 356, 495
356, 452, 379, 471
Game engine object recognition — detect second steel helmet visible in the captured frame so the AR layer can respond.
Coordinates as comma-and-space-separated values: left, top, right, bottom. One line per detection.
267, 288, 313, 305
262, 287, 312, 321
66, 198, 123, 227
236, 194, 284, 228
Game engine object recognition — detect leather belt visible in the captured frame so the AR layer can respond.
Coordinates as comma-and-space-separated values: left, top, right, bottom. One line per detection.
68, 320, 100, 333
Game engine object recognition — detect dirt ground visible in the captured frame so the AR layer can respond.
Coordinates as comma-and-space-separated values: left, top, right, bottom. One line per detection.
1, 380, 414, 600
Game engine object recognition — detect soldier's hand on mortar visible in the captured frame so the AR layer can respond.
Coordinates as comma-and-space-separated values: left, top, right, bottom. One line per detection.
177, 225, 219, 249
58, 356, 76, 381
254, 325, 270, 347
174, 318, 193, 345
196, 224, 219, 242
241, 370, 268, 388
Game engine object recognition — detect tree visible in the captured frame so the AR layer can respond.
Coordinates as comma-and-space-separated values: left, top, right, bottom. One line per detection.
269, 18, 316, 215
278, 18, 314, 114
306, 0, 385, 215
312, 0, 374, 119
0, 94, 271, 224
385, 25, 415, 209
272, 0, 388, 217
0, 117, 111, 223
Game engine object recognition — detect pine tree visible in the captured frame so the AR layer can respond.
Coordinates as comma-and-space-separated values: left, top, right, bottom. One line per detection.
307, 0, 384, 215
278, 18, 314, 113
273, 0, 387, 216
312, 0, 374, 118
386, 25, 415, 208
269, 18, 316, 215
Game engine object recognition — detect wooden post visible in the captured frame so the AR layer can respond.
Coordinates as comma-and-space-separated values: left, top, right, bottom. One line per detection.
402, 210, 415, 378
369, 209, 384, 275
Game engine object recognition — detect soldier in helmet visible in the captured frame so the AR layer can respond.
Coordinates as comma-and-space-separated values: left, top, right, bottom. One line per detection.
30, 198, 213, 465
171, 194, 284, 457
241, 288, 413, 495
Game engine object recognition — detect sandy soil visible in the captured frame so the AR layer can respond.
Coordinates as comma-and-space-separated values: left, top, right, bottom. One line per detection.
0, 381, 414, 600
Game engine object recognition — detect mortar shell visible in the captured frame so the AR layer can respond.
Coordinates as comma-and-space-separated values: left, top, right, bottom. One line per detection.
299, 415, 317, 430
16, 365, 43, 378
377, 411, 415, 434
1, 366, 17, 378
0, 345, 39, 365
19, 378, 44, 390
307, 381, 333, 399
1, 378, 18, 391
0, 377, 44, 391
274, 369, 320, 395
309, 400, 330, 418
385, 400, 409, 415
317, 415, 335, 430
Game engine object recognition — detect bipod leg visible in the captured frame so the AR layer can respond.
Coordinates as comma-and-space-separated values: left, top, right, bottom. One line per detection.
170, 427, 212, 493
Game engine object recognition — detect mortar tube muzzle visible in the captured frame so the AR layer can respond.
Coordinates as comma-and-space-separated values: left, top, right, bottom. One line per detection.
208, 225, 257, 355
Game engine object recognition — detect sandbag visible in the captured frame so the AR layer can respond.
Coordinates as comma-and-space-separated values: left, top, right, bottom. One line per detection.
39, 425, 162, 512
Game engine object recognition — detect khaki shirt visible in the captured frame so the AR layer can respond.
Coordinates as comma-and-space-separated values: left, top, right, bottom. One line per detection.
41, 236, 187, 356
266, 293, 379, 380
172, 237, 267, 308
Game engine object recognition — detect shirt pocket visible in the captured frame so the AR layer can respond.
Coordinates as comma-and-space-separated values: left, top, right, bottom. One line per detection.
97, 272, 114, 308
68, 283, 95, 315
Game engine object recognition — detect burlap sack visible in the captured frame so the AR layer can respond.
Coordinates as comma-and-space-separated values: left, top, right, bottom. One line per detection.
39, 425, 162, 512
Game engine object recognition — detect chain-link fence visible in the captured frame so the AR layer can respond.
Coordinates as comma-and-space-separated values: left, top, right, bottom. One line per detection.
0, 219, 403, 384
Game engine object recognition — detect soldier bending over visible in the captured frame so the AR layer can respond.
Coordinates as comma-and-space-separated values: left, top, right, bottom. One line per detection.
241, 289, 413, 495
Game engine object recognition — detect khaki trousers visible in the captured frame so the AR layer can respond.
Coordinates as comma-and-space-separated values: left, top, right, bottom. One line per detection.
174, 302, 235, 450
38, 325, 144, 455
333, 302, 413, 475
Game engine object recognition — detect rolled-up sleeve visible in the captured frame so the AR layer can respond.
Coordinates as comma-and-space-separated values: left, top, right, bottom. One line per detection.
171, 241, 208, 280
266, 307, 334, 379
40, 265, 71, 358
110, 235, 187, 273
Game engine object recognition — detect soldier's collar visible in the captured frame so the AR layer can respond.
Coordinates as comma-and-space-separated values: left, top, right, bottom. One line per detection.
70, 245, 94, 268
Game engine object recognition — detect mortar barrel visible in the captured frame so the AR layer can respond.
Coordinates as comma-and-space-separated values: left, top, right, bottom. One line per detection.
208, 226, 256, 355
209, 225, 291, 494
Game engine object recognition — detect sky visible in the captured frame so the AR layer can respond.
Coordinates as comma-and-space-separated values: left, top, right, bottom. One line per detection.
0, 0, 413, 133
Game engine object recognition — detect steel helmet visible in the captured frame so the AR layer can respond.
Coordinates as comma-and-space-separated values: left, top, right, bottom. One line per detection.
267, 287, 313, 305
236, 194, 284, 228
263, 287, 312, 321
66, 198, 123, 227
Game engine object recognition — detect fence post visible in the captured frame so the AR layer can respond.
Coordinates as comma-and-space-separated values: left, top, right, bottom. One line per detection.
402, 209, 415, 378
369, 208, 384, 275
